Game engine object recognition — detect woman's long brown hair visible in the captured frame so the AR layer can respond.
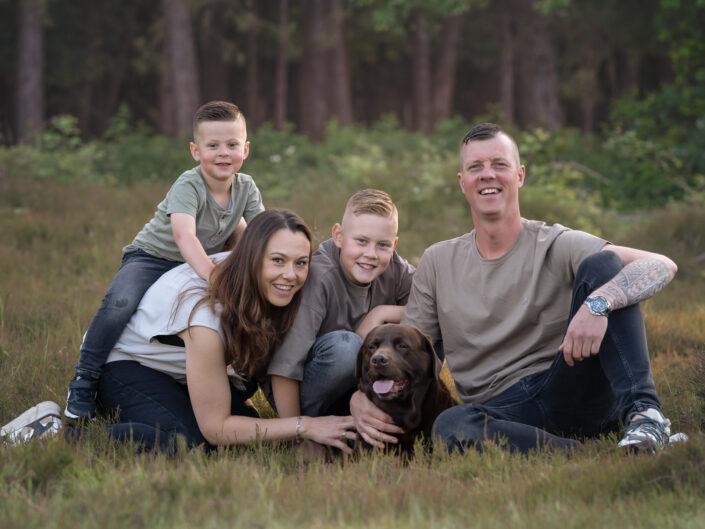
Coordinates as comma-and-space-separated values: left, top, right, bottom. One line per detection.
190, 209, 312, 378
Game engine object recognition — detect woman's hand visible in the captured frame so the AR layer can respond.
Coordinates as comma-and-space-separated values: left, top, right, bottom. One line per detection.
299, 415, 356, 454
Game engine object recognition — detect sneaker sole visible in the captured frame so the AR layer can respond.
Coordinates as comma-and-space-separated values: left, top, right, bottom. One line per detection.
1, 401, 62, 437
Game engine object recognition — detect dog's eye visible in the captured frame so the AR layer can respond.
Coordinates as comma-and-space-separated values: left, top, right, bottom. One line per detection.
396, 343, 409, 352
368, 344, 377, 352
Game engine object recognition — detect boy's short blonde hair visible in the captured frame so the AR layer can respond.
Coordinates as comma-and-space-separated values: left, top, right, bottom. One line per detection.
343, 189, 398, 222
193, 101, 246, 139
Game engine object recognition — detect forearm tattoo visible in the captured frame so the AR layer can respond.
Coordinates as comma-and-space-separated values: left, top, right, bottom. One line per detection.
595, 258, 673, 310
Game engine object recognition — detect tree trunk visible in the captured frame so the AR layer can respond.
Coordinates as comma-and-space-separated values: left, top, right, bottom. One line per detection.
245, 0, 260, 129
521, 11, 562, 129
412, 11, 432, 133
159, 30, 176, 137
299, 0, 327, 141
498, 8, 515, 124
274, 0, 288, 130
17, 0, 44, 145
198, 2, 228, 103
162, 0, 200, 137
98, 2, 138, 136
431, 14, 462, 127
326, 0, 353, 126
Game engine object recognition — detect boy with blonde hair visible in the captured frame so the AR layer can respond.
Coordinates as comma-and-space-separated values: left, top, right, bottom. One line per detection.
65, 101, 264, 420
268, 189, 415, 420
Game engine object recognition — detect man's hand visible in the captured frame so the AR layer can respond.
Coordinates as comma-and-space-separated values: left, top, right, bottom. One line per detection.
349, 390, 404, 448
558, 304, 608, 366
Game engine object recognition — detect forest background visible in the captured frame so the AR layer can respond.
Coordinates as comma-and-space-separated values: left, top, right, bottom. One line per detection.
2, 0, 705, 528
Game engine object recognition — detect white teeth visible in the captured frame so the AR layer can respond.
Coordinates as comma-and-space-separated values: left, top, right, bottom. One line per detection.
274, 284, 293, 291
358, 263, 375, 270
480, 189, 499, 195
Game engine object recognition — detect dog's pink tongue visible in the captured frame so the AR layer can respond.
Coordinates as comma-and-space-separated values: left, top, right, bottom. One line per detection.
373, 379, 395, 394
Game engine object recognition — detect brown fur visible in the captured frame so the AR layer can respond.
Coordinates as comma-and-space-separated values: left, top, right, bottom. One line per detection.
355, 324, 455, 453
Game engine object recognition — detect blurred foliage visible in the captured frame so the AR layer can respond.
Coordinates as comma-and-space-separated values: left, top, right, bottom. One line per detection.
1, 111, 704, 216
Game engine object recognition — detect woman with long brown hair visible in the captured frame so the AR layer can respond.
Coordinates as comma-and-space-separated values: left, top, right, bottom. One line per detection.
2, 209, 354, 452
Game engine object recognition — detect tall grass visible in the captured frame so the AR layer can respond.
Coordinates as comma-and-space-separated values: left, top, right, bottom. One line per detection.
1, 139, 705, 528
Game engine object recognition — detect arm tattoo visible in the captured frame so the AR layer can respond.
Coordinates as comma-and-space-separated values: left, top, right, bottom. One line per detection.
595, 258, 673, 310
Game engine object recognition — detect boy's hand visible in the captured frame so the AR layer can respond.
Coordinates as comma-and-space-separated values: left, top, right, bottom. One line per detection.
355, 305, 405, 339
350, 390, 403, 448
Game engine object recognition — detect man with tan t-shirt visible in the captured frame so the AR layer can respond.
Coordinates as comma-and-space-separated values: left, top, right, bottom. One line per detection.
351, 123, 686, 453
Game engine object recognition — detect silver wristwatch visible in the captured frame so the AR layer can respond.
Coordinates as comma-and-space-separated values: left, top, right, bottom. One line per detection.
584, 295, 611, 317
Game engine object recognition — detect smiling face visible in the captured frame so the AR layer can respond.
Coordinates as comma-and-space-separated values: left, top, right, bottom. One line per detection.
259, 228, 311, 307
189, 119, 249, 186
332, 212, 398, 286
457, 133, 525, 222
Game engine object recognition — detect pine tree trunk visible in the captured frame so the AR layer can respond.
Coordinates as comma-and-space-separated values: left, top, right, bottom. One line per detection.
162, 0, 200, 137
432, 13, 462, 127
274, 0, 289, 130
245, 0, 260, 129
412, 11, 432, 133
299, 0, 327, 141
198, 5, 228, 103
521, 11, 562, 129
159, 31, 176, 137
17, 0, 44, 145
498, 8, 515, 124
327, 0, 353, 126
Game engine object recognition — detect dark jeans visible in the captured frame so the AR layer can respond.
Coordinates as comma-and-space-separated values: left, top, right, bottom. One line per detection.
74, 249, 181, 379
432, 251, 661, 454
84, 360, 259, 453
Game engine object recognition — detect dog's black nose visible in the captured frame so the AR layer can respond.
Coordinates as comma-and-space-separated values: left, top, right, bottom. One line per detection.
371, 353, 388, 366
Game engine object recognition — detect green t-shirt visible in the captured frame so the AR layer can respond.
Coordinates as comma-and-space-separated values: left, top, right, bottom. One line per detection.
125, 166, 265, 261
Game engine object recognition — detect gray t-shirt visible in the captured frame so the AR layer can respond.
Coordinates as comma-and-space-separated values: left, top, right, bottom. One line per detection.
267, 238, 416, 381
125, 167, 264, 261
402, 219, 606, 404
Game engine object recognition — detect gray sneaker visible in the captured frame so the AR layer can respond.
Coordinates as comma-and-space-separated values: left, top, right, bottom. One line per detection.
617, 408, 686, 453
0, 401, 63, 445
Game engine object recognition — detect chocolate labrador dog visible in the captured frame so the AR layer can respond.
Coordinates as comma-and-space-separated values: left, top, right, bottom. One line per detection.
356, 323, 455, 453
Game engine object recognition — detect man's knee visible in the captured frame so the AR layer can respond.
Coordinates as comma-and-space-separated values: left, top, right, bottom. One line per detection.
576, 251, 625, 286
432, 404, 486, 450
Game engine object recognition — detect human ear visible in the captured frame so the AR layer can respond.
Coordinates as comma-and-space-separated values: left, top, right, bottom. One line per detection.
332, 223, 343, 248
189, 142, 200, 162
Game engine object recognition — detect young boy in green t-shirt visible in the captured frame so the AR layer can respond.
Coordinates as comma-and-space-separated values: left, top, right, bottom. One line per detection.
65, 101, 264, 420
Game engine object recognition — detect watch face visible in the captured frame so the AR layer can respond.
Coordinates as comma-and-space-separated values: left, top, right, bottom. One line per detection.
588, 296, 609, 315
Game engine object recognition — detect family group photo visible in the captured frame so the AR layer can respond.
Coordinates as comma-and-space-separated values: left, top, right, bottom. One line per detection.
2, 0, 705, 527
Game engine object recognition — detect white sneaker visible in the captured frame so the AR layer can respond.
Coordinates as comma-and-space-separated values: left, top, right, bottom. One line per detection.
0, 401, 63, 445
617, 408, 673, 453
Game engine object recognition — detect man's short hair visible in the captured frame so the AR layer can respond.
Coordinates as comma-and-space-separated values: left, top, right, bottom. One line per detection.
460, 122, 520, 168
193, 101, 246, 139
344, 189, 398, 221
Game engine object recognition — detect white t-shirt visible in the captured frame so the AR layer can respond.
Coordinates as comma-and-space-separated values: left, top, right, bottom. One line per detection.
105, 253, 229, 383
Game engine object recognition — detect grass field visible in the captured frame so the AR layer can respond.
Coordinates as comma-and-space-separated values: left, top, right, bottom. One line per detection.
1, 164, 705, 528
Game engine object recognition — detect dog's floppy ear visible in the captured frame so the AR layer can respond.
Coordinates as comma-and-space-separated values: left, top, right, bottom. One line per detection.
414, 326, 443, 380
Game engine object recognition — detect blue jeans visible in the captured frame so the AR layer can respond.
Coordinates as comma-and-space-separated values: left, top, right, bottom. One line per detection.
299, 330, 361, 417
433, 251, 661, 454
74, 249, 181, 379
84, 360, 259, 453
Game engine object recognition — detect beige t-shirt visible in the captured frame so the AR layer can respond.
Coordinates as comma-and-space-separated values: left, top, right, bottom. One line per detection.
402, 219, 606, 404
267, 238, 416, 381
